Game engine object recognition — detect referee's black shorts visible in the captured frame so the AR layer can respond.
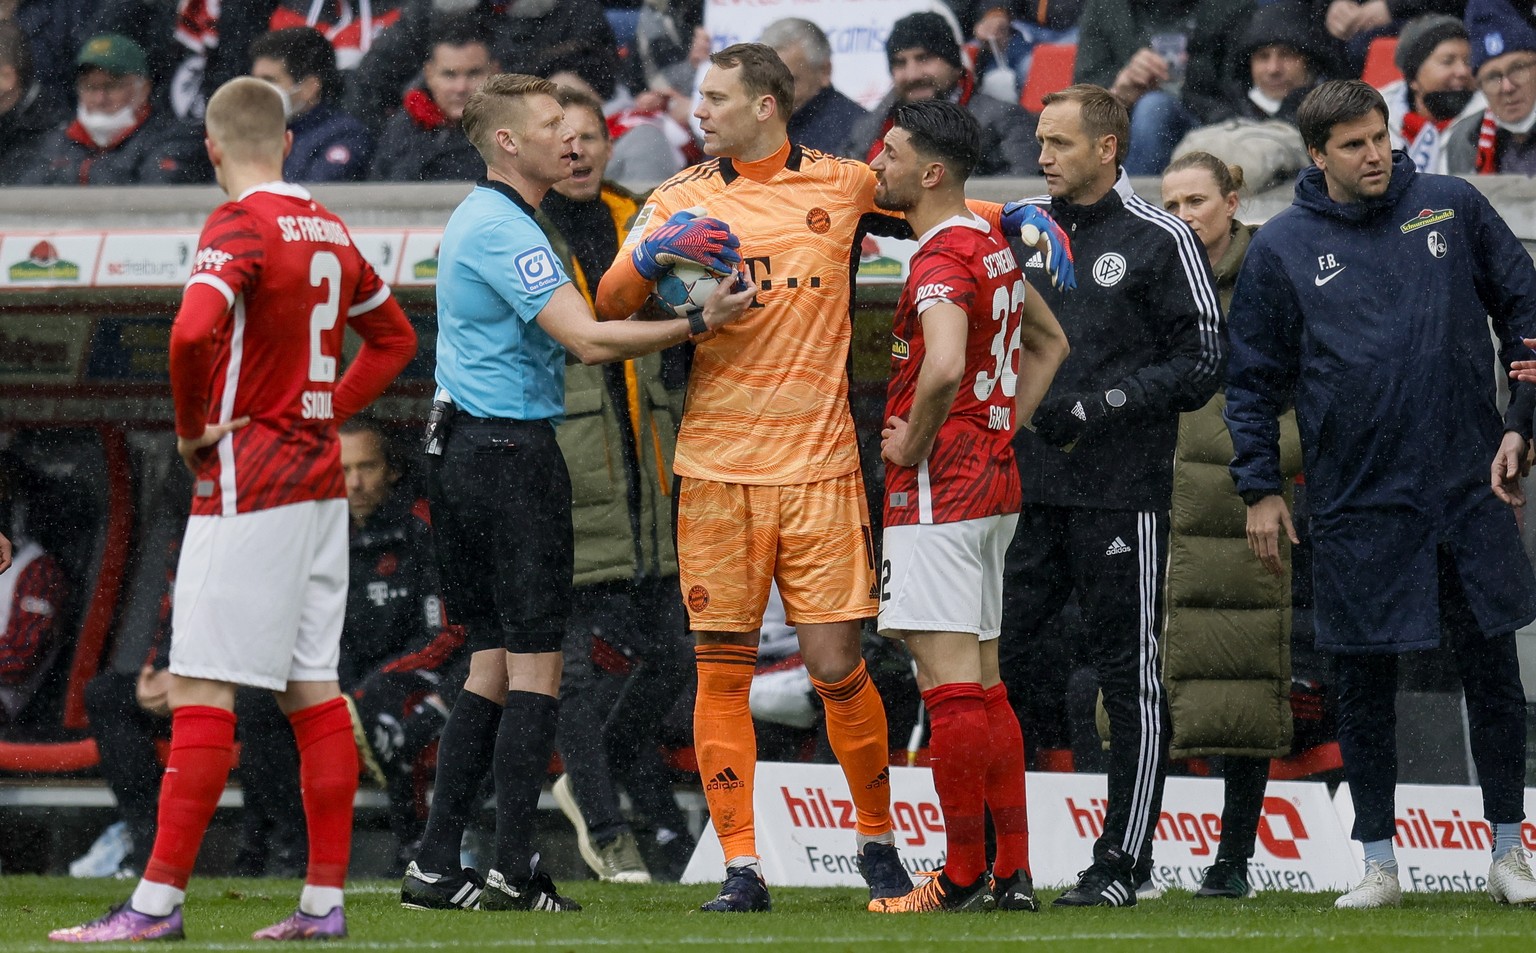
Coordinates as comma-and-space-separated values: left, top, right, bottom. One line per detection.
428, 416, 573, 655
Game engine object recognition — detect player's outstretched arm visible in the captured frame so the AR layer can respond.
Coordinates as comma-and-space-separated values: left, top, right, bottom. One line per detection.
541, 271, 756, 365
882, 302, 968, 468
334, 296, 418, 424
1013, 287, 1070, 427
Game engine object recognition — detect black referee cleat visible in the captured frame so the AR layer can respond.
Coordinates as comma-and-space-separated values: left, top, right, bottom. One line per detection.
700, 866, 772, 912
400, 862, 485, 911
480, 862, 582, 912
857, 842, 915, 901
991, 869, 1041, 911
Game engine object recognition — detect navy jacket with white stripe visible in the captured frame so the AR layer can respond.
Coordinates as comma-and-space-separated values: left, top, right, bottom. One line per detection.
1013, 172, 1226, 512
1225, 152, 1536, 652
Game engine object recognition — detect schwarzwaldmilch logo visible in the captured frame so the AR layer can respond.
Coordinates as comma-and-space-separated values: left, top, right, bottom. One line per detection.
413, 244, 440, 280
9, 241, 81, 282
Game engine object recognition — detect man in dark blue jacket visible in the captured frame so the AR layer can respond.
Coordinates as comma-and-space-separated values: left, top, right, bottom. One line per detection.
250, 27, 372, 183
1226, 78, 1536, 911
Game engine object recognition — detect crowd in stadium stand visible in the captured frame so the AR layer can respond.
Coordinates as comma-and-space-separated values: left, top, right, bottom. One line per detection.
3, 0, 1529, 885
0, 1, 1518, 188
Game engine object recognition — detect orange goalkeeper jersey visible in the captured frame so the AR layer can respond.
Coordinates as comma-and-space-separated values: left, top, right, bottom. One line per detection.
603, 141, 884, 486
597, 140, 1006, 486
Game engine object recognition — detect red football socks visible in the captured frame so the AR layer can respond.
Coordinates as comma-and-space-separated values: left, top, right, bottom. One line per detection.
984, 682, 1031, 878
923, 682, 989, 886
143, 705, 237, 890
289, 696, 358, 888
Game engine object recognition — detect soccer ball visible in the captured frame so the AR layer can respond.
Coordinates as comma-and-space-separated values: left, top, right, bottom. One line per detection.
651, 261, 728, 319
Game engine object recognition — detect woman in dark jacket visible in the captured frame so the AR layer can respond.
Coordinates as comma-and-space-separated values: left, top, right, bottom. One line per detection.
1157, 151, 1302, 899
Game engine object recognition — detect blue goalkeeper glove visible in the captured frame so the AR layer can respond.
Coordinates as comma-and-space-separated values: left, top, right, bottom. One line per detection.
632, 208, 742, 280
1000, 202, 1076, 291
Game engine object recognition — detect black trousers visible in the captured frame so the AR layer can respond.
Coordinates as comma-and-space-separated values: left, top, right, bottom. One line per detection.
555, 577, 692, 843
429, 418, 574, 655
1335, 546, 1528, 842
1002, 504, 1171, 872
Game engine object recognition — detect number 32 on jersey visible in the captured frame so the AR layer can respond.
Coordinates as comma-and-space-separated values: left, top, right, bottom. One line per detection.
974, 277, 1026, 431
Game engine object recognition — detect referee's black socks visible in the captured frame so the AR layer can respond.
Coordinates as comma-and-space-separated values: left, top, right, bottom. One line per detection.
415, 690, 502, 875
494, 690, 560, 879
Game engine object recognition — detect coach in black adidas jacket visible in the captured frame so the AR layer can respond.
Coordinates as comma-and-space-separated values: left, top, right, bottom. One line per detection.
998, 84, 1223, 907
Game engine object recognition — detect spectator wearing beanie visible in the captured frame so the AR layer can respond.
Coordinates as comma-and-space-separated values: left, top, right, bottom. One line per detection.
250, 27, 373, 182
1384, 14, 1481, 172
1447, 0, 1536, 173
843, 11, 1039, 175
18, 34, 208, 186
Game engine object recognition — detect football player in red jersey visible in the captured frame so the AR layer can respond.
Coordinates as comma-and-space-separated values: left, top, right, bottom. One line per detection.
51, 77, 416, 944
867, 100, 1069, 915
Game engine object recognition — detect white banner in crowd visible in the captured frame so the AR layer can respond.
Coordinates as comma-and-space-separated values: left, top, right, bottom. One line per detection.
1333, 783, 1536, 892
682, 762, 1358, 891
701, 0, 961, 111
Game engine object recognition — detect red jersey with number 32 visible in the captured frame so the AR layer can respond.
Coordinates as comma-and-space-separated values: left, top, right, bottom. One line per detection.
180, 183, 391, 516
884, 214, 1025, 527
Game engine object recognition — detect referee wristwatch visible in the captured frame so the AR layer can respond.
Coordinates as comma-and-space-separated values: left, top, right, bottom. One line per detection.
687, 310, 709, 337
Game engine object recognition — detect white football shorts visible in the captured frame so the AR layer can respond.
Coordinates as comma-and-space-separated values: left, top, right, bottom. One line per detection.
878, 513, 1019, 640
170, 498, 348, 690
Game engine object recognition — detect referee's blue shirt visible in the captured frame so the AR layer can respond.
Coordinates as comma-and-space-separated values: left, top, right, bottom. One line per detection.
434, 179, 570, 421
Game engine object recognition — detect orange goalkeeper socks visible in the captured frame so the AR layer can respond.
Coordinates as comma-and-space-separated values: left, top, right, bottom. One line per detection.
694, 643, 759, 861
811, 660, 894, 838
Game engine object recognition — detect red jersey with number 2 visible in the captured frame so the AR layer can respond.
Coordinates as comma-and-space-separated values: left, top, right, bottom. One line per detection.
180, 183, 392, 517
884, 213, 1025, 527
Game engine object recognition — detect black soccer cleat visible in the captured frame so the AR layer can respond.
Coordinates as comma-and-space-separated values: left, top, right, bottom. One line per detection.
857, 842, 915, 901
1196, 859, 1257, 899
480, 863, 582, 912
700, 865, 772, 912
400, 862, 485, 911
1053, 864, 1137, 907
991, 869, 1041, 911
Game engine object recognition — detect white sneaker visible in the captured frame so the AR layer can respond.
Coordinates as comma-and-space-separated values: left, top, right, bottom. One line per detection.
551, 774, 650, 883
1334, 860, 1402, 909
69, 821, 133, 878
1489, 848, 1536, 905
1135, 879, 1164, 901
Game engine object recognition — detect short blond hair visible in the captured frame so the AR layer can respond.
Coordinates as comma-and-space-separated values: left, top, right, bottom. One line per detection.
461, 73, 558, 164
205, 76, 286, 162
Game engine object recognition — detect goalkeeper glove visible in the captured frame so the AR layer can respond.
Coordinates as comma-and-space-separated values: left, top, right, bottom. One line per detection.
1000, 202, 1076, 291
632, 208, 742, 280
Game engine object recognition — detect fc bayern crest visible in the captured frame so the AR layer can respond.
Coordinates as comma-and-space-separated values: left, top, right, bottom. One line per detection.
1093, 252, 1127, 287
1427, 230, 1447, 258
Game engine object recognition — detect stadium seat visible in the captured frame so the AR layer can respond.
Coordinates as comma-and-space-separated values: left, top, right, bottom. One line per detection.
1361, 36, 1400, 88
1021, 43, 1078, 114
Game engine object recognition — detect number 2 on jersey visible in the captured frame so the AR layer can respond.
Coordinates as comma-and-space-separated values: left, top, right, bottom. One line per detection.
974, 278, 1026, 401
308, 251, 341, 383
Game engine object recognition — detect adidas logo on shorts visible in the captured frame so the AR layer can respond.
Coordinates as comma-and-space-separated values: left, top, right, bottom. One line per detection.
1105, 537, 1132, 556
706, 767, 746, 791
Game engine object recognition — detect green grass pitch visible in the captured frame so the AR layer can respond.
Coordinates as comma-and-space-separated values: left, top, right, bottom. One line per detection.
5, 877, 1534, 952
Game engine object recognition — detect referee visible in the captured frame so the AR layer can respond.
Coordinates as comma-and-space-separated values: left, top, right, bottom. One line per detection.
399, 73, 755, 913
998, 84, 1223, 906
